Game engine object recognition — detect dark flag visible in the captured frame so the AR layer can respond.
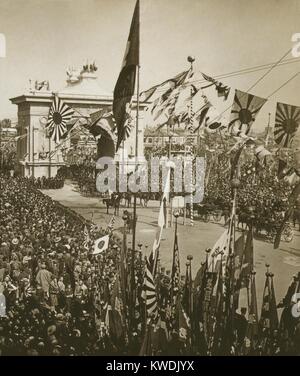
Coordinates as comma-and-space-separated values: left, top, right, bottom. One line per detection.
243, 271, 259, 354
259, 272, 279, 354
170, 227, 180, 305
141, 257, 159, 321
178, 301, 191, 348
277, 159, 288, 179
113, 0, 139, 150
139, 324, 153, 356
182, 262, 192, 318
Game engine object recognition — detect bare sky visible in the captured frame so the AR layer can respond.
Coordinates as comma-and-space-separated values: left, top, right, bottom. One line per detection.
0, 0, 300, 129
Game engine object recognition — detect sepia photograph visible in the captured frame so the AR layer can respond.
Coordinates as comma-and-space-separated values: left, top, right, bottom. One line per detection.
0, 0, 300, 358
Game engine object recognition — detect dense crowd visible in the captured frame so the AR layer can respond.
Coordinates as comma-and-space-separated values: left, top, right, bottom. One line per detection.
28, 176, 65, 190
204, 157, 294, 234
0, 175, 133, 355
0, 173, 299, 356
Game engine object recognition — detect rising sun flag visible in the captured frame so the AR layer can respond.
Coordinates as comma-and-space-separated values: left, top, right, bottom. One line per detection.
274, 102, 300, 148
229, 89, 267, 136
46, 96, 74, 143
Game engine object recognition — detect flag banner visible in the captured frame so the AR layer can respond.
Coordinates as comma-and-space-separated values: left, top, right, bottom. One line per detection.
93, 235, 110, 255
83, 225, 90, 250
170, 230, 180, 304
109, 275, 124, 341
148, 162, 173, 275
274, 102, 300, 148
106, 215, 116, 234
259, 274, 279, 340
113, 0, 139, 150
203, 107, 224, 133
239, 229, 254, 284
147, 70, 193, 127
232, 234, 245, 284
142, 258, 158, 321
45, 96, 74, 143
277, 159, 288, 179
181, 264, 192, 318
208, 228, 232, 272
178, 302, 191, 344
90, 108, 106, 124
243, 272, 259, 353
89, 111, 117, 146
255, 145, 272, 161
228, 90, 267, 135
201, 73, 231, 100
140, 69, 192, 103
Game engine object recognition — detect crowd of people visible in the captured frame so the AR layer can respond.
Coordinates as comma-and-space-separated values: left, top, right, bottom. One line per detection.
0, 170, 299, 356
204, 156, 296, 235
25, 176, 65, 190
0, 174, 130, 355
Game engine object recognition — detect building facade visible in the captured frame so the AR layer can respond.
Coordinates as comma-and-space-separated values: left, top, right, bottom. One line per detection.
10, 64, 146, 178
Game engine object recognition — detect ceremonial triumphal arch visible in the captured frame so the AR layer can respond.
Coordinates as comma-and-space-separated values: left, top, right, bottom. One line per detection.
10, 63, 146, 178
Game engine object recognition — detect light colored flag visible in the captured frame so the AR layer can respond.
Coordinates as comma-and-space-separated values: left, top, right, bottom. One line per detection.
255, 145, 272, 163
229, 89, 267, 136
45, 95, 74, 143
93, 235, 110, 255
148, 162, 174, 275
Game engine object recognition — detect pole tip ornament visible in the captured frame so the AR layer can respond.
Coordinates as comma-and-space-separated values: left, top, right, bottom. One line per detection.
187, 56, 196, 63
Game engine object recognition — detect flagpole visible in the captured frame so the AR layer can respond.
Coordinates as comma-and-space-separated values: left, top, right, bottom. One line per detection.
130, 55, 140, 336
265, 113, 271, 147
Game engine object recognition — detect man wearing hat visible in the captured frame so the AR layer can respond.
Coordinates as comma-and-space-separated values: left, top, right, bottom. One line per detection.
35, 263, 52, 298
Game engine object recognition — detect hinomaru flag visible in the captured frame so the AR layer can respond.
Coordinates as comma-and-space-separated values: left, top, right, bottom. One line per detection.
229, 90, 267, 136
93, 235, 110, 255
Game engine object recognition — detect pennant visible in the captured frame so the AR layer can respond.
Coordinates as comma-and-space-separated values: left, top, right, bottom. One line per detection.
93, 235, 110, 255
141, 69, 192, 103
228, 90, 267, 135
274, 102, 300, 148
113, 0, 139, 150
201, 73, 230, 100
46, 96, 74, 143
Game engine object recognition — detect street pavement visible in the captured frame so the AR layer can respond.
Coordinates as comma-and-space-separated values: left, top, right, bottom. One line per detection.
43, 181, 300, 310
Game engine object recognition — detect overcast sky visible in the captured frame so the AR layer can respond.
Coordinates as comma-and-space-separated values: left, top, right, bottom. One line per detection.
0, 0, 299, 129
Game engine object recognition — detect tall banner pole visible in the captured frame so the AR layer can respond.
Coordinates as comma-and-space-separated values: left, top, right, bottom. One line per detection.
131, 59, 140, 334
188, 56, 195, 227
